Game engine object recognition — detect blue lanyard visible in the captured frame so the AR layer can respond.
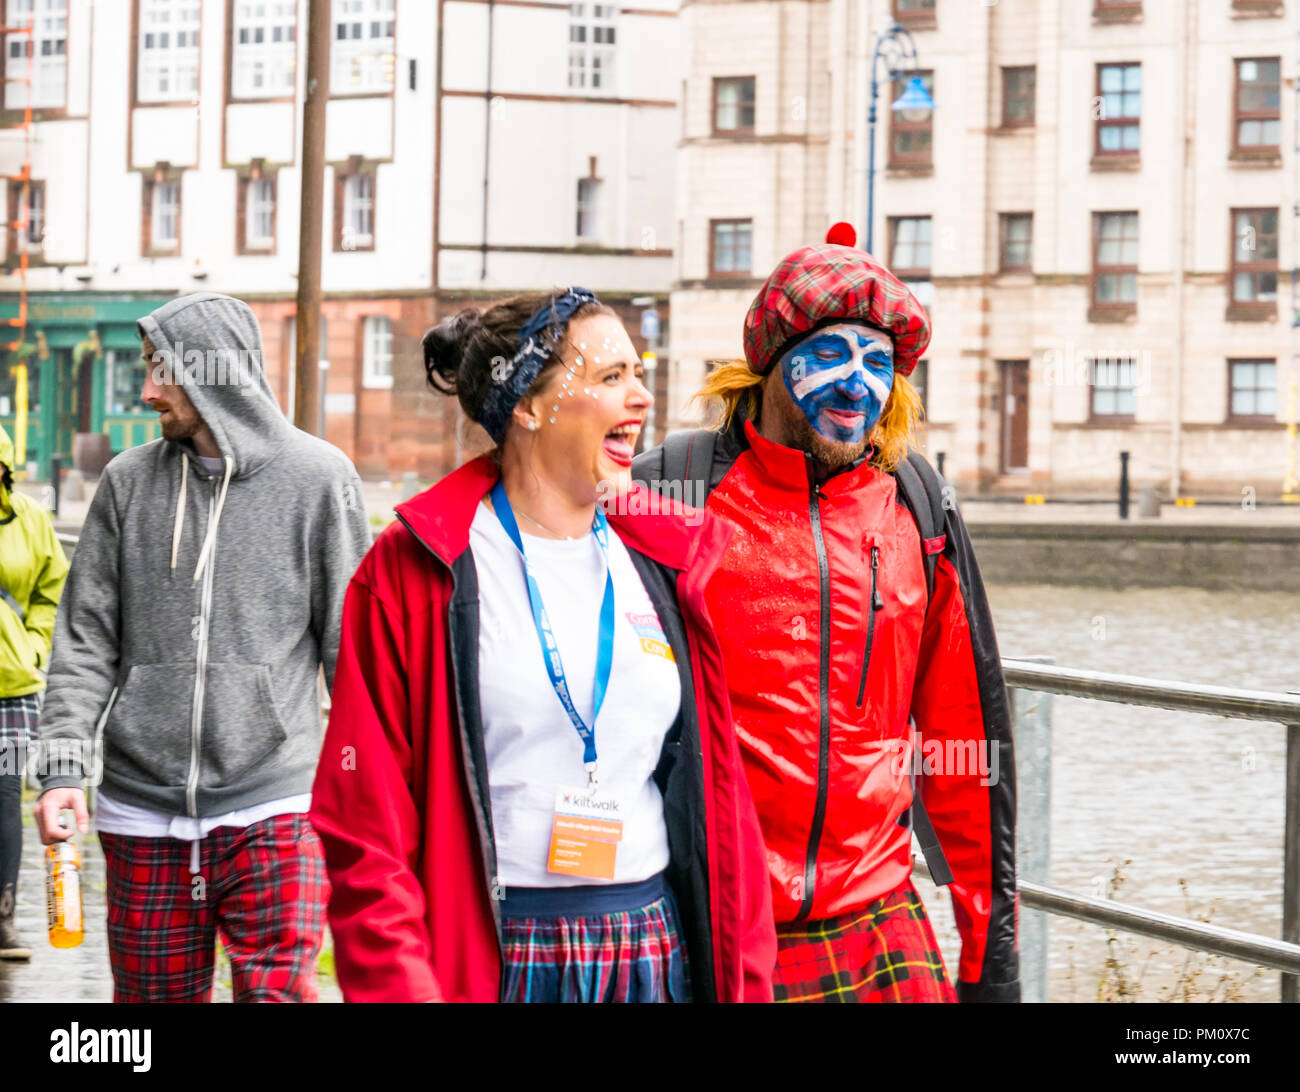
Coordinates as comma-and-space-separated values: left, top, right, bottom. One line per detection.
490, 480, 615, 783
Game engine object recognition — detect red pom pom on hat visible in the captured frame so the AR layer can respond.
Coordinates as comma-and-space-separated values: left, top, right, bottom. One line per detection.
825, 222, 857, 248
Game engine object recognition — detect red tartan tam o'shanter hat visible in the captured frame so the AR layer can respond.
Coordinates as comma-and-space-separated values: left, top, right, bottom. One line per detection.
741, 222, 931, 378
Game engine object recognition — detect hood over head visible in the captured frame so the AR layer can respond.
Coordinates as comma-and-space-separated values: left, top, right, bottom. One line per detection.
136, 292, 293, 477
137, 293, 298, 585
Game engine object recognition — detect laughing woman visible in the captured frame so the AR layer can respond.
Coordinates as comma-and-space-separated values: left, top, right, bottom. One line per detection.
310, 288, 776, 1003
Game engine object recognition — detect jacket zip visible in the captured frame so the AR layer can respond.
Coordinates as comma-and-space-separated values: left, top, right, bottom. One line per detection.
393, 513, 505, 959
796, 462, 832, 922
185, 475, 218, 818
855, 545, 883, 708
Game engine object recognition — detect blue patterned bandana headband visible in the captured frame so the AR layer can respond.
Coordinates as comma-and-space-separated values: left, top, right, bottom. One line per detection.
479, 286, 600, 443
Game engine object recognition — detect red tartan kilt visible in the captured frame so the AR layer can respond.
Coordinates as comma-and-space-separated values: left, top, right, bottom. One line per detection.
773, 879, 957, 1003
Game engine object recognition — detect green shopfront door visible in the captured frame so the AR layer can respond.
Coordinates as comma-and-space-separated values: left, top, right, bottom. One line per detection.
0, 294, 172, 480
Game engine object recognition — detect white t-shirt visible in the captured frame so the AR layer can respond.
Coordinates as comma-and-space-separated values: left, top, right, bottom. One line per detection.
196, 454, 225, 478
469, 501, 682, 888
94, 791, 311, 840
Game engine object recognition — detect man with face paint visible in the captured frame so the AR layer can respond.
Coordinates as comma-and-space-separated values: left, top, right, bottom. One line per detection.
776, 324, 896, 462
634, 225, 1019, 1003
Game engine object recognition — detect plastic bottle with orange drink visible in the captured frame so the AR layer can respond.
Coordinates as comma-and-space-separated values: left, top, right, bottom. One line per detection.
45, 816, 84, 949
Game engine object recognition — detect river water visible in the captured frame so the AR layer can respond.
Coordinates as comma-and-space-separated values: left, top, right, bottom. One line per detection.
915, 583, 1298, 1003
3, 583, 1294, 1003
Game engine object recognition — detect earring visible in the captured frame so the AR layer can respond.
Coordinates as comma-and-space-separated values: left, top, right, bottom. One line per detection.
527, 420, 540, 431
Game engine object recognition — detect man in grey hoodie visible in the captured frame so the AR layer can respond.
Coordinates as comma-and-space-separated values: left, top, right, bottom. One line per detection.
34, 293, 372, 1002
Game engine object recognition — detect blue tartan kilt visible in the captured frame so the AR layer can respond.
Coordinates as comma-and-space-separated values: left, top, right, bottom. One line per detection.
0, 693, 41, 772
499, 873, 692, 1004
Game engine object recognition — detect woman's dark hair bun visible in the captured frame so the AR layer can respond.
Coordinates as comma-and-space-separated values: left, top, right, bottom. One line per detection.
422, 291, 615, 430
423, 309, 482, 395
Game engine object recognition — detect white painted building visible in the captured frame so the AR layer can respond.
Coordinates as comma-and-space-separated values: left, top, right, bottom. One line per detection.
0, 0, 679, 479
438, 0, 677, 295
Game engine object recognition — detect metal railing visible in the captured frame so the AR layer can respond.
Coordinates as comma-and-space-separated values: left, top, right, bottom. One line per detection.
938, 448, 1300, 513
996, 657, 1300, 1003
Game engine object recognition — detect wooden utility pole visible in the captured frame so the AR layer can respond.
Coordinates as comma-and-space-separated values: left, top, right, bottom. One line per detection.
294, 0, 330, 434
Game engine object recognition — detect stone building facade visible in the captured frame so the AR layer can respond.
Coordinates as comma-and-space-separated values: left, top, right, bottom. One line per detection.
669, 0, 1296, 497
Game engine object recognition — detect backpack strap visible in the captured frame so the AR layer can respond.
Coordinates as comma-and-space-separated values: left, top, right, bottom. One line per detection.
659, 430, 694, 492
893, 453, 947, 602
908, 450, 948, 562
659, 428, 720, 508
905, 722, 955, 886
891, 451, 955, 887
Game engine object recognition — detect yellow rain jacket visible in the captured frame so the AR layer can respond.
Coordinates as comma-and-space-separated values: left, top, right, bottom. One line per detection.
0, 424, 68, 697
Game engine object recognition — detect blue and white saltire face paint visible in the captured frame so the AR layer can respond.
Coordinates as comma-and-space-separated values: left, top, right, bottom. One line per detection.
779, 323, 896, 445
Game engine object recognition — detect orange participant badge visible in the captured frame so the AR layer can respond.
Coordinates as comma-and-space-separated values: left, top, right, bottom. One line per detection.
547, 787, 625, 881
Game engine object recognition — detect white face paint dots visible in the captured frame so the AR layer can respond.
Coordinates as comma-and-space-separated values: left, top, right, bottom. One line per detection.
539, 345, 589, 429
530, 321, 637, 429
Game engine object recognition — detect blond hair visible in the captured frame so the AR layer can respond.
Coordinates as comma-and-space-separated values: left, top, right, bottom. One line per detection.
692, 360, 924, 473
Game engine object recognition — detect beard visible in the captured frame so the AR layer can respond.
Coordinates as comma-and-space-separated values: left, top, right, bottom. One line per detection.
159, 411, 201, 444
788, 412, 870, 469
768, 383, 872, 469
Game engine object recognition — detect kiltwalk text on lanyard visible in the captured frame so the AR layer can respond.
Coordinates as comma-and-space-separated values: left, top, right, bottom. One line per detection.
490, 480, 614, 787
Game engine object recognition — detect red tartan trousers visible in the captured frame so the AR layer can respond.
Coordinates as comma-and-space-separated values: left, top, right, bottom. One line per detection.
99, 814, 326, 1003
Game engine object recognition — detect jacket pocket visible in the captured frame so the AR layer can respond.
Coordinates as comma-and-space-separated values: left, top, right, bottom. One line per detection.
106, 663, 196, 786
0, 601, 40, 694
199, 663, 288, 789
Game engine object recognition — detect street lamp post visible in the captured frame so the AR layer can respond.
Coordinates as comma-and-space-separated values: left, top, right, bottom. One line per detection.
865, 22, 935, 255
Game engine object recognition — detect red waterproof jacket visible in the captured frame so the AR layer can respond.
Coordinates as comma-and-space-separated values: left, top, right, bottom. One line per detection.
309, 456, 777, 1002
635, 418, 1019, 1003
